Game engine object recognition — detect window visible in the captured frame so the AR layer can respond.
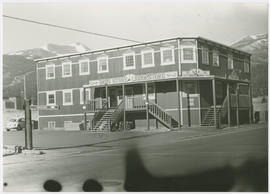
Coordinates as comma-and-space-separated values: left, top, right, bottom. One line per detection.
63, 89, 73, 105
80, 88, 91, 104
228, 55, 234, 69
62, 61, 72, 77
97, 56, 109, 73
181, 47, 196, 63
79, 58, 90, 75
161, 46, 175, 66
46, 64, 55, 79
213, 50, 219, 66
244, 60, 250, 73
123, 52, 136, 70
47, 91, 56, 105
202, 48, 209, 65
141, 49, 155, 68
239, 84, 249, 95
48, 121, 56, 129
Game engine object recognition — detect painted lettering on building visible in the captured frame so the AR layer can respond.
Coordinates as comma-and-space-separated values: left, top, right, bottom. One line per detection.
88, 71, 178, 86
182, 68, 210, 77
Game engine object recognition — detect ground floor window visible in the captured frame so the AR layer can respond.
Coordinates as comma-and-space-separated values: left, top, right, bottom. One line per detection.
48, 121, 56, 129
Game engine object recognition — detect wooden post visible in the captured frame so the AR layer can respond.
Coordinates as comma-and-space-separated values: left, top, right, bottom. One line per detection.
105, 85, 108, 110
176, 79, 181, 130
187, 92, 191, 127
227, 82, 231, 126
24, 99, 33, 150
236, 84, 240, 127
145, 82, 150, 131
248, 83, 252, 124
122, 84, 126, 131
212, 78, 217, 128
83, 87, 87, 130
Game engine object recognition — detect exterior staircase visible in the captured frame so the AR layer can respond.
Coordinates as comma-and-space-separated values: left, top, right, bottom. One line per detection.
148, 101, 179, 129
201, 105, 222, 126
92, 101, 124, 131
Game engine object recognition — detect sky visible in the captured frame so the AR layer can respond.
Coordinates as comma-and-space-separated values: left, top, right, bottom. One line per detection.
2, 1, 268, 54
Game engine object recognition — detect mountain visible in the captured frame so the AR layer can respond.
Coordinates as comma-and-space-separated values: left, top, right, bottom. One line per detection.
231, 33, 268, 97
7, 42, 90, 60
3, 43, 91, 105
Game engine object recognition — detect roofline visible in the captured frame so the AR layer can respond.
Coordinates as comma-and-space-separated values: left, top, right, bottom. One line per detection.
34, 36, 251, 62
197, 37, 251, 56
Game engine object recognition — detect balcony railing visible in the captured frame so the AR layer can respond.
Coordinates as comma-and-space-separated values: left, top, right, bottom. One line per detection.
86, 98, 107, 112
125, 96, 147, 110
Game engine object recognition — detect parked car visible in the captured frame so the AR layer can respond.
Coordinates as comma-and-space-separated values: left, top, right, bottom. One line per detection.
6, 118, 25, 131
6, 118, 38, 131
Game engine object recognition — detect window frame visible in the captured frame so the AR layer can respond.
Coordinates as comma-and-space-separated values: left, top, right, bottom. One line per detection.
46, 64, 55, 80
244, 60, 250, 73
79, 58, 90, 75
201, 47, 209, 65
80, 88, 91, 104
62, 89, 73, 106
141, 49, 155, 68
123, 51, 136, 70
48, 121, 56, 129
97, 56, 109, 73
181, 46, 196, 63
46, 91, 56, 105
62, 61, 72, 78
212, 50, 220, 67
160, 46, 175, 66
228, 54, 234, 70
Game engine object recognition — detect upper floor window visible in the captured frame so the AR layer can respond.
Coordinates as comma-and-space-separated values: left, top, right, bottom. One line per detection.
181, 46, 196, 63
47, 91, 56, 105
228, 55, 234, 69
97, 56, 109, 73
62, 89, 73, 106
80, 88, 91, 104
141, 48, 155, 68
62, 61, 72, 77
212, 50, 219, 67
123, 51, 136, 70
46, 64, 55, 80
79, 58, 90, 75
244, 60, 250, 73
202, 48, 209, 65
160, 46, 175, 66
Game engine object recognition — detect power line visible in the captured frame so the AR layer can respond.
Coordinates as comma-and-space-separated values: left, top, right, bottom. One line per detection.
3, 15, 143, 44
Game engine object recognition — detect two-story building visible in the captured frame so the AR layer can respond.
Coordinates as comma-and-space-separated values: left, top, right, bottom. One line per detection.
35, 37, 252, 131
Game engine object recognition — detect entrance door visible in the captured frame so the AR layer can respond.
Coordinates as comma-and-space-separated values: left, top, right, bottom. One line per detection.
110, 88, 119, 108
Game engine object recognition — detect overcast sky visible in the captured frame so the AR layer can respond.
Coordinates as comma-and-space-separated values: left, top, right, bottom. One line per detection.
2, 1, 268, 54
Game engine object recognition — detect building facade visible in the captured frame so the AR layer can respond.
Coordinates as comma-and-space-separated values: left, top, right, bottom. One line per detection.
35, 37, 252, 130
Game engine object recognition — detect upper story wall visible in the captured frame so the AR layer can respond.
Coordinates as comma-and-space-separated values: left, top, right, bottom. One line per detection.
197, 38, 251, 81
36, 39, 180, 92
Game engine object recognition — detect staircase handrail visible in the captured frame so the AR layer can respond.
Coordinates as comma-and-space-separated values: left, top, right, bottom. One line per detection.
108, 100, 125, 131
148, 101, 174, 128
92, 100, 108, 129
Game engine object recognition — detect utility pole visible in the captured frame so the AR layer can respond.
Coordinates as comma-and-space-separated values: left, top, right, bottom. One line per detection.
24, 99, 33, 150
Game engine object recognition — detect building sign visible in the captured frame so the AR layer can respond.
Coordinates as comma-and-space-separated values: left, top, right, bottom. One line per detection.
182, 68, 210, 77
88, 71, 178, 86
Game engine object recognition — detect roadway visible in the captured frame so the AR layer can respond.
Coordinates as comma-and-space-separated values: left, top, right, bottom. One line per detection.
3, 124, 268, 191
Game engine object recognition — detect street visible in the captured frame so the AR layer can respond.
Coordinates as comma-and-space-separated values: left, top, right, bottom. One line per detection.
3, 124, 268, 191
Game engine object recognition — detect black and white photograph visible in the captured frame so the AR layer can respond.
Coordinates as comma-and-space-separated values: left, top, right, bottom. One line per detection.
1, 1, 268, 192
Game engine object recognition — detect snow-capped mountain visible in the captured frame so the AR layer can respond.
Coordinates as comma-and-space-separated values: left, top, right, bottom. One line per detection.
231, 33, 268, 97
3, 42, 91, 100
7, 42, 90, 60
231, 33, 268, 66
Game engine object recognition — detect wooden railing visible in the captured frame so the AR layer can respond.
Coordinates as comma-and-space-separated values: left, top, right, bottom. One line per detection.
86, 98, 107, 111
125, 96, 146, 110
92, 100, 108, 130
109, 100, 125, 131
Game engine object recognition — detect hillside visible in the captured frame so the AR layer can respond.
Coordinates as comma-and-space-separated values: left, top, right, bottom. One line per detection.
231, 33, 268, 97
3, 43, 90, 104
